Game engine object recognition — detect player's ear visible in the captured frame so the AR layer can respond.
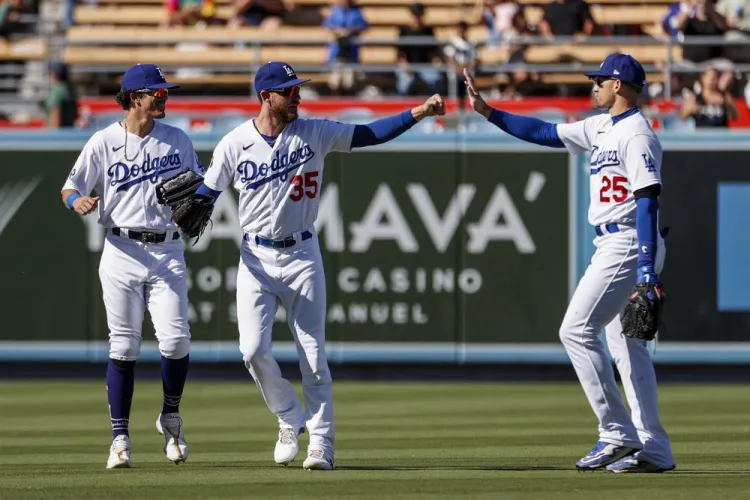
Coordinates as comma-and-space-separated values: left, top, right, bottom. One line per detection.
129, 91, 142, 108
259, 90, 271, 104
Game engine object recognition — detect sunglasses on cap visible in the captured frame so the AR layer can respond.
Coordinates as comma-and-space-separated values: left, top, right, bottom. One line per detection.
267, 85, 300, 97
136, 88, 169, 98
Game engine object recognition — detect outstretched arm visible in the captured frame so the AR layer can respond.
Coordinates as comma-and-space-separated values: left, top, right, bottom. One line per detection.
463, 68, 565, 148
351, 94, 446, 148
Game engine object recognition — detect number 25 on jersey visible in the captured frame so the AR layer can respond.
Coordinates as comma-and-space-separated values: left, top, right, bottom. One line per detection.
600, 175, 628, 203
290, 170, 319, 202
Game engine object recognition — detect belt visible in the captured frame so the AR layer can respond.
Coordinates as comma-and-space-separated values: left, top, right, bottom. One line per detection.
594, 223, 632, 237
245, 230, 312, 249
111, 227, 180, 243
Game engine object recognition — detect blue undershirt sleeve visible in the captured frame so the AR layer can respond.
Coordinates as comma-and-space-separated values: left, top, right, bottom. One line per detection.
635, 196, 659, 281
487, 108, 565, 148
195, 183, 222, 202
351, 110, 418, 148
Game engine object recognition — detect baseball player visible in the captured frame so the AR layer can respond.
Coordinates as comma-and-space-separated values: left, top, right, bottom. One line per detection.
192, 61, 444, 470
61, 64, 204, 469
464, 54, 675, 473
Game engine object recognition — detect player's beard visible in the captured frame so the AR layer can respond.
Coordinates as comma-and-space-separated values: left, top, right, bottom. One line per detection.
277, 105, 298, 123
151, 99, 167, 119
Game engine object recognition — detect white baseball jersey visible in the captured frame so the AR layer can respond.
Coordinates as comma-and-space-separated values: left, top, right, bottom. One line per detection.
204, 118, 354, 238
556, 110, 662, 226
63, 121, 205, 230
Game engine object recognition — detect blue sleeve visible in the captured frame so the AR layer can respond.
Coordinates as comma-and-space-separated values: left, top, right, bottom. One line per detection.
351, 110, 417, 148
323, 7, 342, 28
487, 109, 565, 148
635, 196, 659, 281
351, 8, 369, 29
196, 183, 222, 202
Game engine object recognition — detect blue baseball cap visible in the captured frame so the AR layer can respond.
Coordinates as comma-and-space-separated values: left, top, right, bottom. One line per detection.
586, 53, 646, 88
121, 64, 179, 91
254, 61, 310, 93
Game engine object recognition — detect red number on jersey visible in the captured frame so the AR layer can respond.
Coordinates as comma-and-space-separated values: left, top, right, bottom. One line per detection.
599, 175, 628, 203
290, 171, 319, 202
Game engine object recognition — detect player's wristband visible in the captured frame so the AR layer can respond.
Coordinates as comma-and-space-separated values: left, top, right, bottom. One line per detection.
65, 192, 81, 210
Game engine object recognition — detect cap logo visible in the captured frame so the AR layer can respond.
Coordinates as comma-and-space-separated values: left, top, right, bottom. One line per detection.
156, 66, 165, 80
613, 69, 620, 75
283, 65, 295, 77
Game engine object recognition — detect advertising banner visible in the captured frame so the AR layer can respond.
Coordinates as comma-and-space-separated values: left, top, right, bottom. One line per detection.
0, 148, 571, 360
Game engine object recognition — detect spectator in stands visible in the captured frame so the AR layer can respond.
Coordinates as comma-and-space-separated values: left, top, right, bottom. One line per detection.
228, 0, 284, 29
444, 21, 479, 100
662, 1, 693, 37
395, 3, 444, 96
323, 0, 369, 95
0, 0, 21, 39
165, 0, 217, 26
539, 0, 594, 37
503, 9, 539, 97
477, 0, 520, 44
716, 0, 750, 61
44, 63, 78, 129
680, 65, 738, 126
674, 0, 728, 62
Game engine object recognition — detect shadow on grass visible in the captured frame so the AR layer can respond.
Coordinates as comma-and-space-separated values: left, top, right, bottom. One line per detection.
337, 465, 571, 471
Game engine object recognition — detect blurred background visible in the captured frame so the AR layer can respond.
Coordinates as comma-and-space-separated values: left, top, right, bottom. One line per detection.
1, 0, 750, 381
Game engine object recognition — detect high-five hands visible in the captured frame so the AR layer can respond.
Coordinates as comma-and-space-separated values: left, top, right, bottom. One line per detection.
412, 94, 446, 120
463, 68, 492, 119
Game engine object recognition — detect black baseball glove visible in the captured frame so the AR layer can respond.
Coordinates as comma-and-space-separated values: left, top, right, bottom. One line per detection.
621, 282, 666, 341
156, 171, 214, 239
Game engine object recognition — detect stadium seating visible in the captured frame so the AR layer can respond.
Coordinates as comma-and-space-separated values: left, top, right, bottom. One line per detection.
65, 0, 678, 95
0, 38, 48, 62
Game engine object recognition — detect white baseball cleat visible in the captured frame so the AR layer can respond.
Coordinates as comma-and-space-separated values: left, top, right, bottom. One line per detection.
274, 428, 300, 465
159, 412, 188, 464
156, 411, 164, 435
106, 435, 132, 469
302, 449, 335, 471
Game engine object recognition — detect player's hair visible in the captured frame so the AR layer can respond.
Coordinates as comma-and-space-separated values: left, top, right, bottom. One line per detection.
115, 90, 134, 110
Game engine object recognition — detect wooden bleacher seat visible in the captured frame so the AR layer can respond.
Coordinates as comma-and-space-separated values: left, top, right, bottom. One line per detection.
480, 43, 680, 65
63, 45, 397, 66
74, 5, 234, 25
0, 38, 47, 60
524, 5, 667, 26
74, 3, 668, 27
64, 40, 679, 67
66, 25, 399, 44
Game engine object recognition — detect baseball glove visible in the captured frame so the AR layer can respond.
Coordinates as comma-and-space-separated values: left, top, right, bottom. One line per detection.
156, 171, 214, 239
621, 283, 666, 341
156, 170, 204, 206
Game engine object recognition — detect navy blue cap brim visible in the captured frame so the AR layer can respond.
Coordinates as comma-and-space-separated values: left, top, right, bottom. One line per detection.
147, 82, 180, 89
585, 70, 610, 79
261, 77, 311, 91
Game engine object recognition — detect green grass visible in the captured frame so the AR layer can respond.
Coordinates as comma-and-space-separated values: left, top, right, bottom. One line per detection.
1, 380, 750, 499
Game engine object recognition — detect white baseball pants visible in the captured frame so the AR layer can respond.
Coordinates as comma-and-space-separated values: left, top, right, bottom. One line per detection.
99, 232, 191, 361
236, 231, 334, 454
559, 227, 674, 468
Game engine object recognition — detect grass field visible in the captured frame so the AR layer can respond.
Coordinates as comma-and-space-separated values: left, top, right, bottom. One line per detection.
1, 380, 750, 499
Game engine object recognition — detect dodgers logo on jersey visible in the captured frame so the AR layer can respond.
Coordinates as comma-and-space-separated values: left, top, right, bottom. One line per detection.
589, 146, 620, 174
108, 152, 182, 192
641, 154, 656, 173
238, 144, 315, 190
